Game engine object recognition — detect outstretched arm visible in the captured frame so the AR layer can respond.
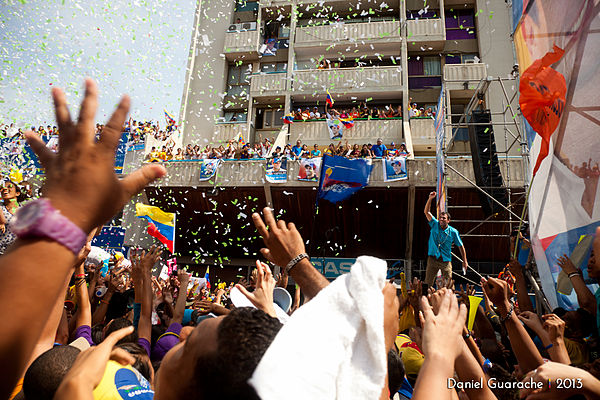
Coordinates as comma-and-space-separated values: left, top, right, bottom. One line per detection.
424, 191, 436, 221
172, 270, 190, 324
252, 208, 329, 299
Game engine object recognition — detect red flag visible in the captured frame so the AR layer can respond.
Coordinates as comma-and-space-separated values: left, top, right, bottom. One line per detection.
519, 45, 566, 175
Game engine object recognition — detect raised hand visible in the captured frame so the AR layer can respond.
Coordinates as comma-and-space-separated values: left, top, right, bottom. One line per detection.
556, 255, 577, 275
54, 326, 136, 399
252, 207, 306, 267
428, 191, 437, 200
236, 260, 277, 318
542, 314, 566, 343
141, 245, 162, 273
24, 78, 166, 233
481, 277, 511, 311
518, 311, 545, 335
407, 277, 422, 311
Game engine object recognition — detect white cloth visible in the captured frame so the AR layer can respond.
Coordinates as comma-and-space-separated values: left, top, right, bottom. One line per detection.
250, 256, 388, 400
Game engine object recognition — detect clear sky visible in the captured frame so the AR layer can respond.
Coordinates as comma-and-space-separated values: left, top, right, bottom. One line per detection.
0, 0, 197, 127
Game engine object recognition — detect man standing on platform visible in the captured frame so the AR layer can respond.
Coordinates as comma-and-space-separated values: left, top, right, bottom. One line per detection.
424, 191, 469, 285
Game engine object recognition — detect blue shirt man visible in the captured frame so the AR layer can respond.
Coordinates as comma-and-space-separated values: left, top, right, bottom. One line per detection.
424, 191, 469, 285
291, 140, 303, 157
371, 138, 387, 157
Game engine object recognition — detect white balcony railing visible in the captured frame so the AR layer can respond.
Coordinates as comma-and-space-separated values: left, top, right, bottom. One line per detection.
295, 20, 401, 46
209, 122, 248, 145
223, 30, 259, 54
289, 118, 403, 146
293, 66, 402, 93
250, 72, 288, 96
409, 117, 436, 151
406, 18, 445, 42
443, 63, 487, 90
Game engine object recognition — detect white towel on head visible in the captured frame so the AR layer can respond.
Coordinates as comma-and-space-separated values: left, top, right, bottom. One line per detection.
249, 256, 388, 400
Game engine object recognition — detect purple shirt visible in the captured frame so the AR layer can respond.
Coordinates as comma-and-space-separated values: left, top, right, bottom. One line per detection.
151, 322, 182, 361
138, 338, 151, 357
74, 325, 95, 346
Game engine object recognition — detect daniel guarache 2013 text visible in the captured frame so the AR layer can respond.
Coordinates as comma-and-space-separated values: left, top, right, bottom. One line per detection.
448, 377, 544, 390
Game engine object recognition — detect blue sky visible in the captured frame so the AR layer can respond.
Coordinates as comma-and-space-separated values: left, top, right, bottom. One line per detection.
0, 0, 196, 127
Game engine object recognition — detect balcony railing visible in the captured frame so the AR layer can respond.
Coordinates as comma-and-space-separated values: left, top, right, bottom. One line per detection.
223, 29, 259, 54
139, 157, 525, 188
210, 122, 248, 145
406, 18, 445, 42
250, 72, 288, 96
295, 20, 401, 46
443, 63, 487, 90
288, 118, 403, 146
409, 117, 436, 152
292, 66, 402, 93
259, 0, 290, 6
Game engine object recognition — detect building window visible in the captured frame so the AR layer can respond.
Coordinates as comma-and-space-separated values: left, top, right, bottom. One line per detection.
223, 111, 247, 122
256, 108, 284, 129
227, 64, 251, 98
408, 56, 442, 89
445, 9, 476, 40
235, 0, 258, 12
260, 62, 287, 73
423, 56, 441, 76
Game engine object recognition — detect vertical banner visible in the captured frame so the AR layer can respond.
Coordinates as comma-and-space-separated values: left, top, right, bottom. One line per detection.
265, 157, 288, 183
382, 156, 408, 182
298, 157, 321, 182
514, 0, 600, 309
326, 118, 344, 140
434, 85, 447, 215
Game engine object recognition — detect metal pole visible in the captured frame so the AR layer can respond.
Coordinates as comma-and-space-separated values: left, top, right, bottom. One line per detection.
445, 162, 524, 221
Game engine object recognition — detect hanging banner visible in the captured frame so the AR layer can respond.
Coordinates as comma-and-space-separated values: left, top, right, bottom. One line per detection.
434, 85, 447, 214
297, 157, 321, 182
514, 0, 600, 310
326, 118, 344, 140
265, 157, 288, 183
144, 128, 184, 160
198, 159, 222, 181
383, 156, 408, 182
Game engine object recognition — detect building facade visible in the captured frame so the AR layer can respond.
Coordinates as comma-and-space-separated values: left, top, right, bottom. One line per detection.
122, 0, 526, 282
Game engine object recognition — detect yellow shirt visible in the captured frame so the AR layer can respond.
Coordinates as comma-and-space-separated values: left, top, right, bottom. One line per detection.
93, 360, 153, 400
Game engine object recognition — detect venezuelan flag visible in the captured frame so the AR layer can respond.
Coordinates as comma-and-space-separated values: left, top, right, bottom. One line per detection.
204, 266, 211, 290
340, 117, 354, 128
283, 114, 294, 124
326, 90, 334, 107
136, 203, 175, 253
164, 109, 177, 126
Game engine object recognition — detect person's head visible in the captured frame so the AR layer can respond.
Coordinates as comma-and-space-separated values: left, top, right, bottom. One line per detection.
353, 144, 359, 150
302, 144, 307, 150
314, 144, 319, 149
155, 307, 282, 400
23, 345, 81, 400
561, 308, 595, 339
390, 142, 396, 148
400, 143, 407, 151
103, 317, 137, 344
117, 342, 154, 384
387, 348, 406, 394
296, 140, 301, 146
1, 180, 22, 202
439, 211, 451, 229
305, 164, 315, 177
376, 138, 382, 145
272, 158, 281, 171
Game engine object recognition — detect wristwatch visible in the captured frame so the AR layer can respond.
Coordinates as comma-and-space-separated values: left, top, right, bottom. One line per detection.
10, 198, 87, 255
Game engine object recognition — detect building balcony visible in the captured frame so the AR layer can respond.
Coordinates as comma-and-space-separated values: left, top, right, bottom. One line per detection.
250, 72, 288, 97
208, 122, 249, 146
288, 118, 403, 147
136, 157, 525, 188
406, 18, 445, 50
443, 63, 487, 91
223, 29, 260, 59
294, 20, 401, 55
292, 66, 402, 95
259, 0, 290, 6
409, 117, 436, 154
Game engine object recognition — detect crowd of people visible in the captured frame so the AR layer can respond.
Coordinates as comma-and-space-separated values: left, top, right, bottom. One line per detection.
1, 79, 600, 400
146, 138, 411, 162
290, 100, 435, 122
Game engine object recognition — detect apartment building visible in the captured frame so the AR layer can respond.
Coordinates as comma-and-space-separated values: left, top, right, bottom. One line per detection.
123, 0, 526, 282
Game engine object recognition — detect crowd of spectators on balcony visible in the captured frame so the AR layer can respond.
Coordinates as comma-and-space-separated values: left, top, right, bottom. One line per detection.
292, 103, 404, 122
153, 138, 411, 162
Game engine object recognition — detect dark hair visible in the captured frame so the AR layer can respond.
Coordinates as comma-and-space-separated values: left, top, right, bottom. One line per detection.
188, 307, 283, 399
23, 345, 81, 400
3, 180, 28, 203
575, 308, 595, 338
117, 342, 152, 382
91, 323, 105, 345
439, 211, 451, 220
387, 349, 405, 395
105, 317, 137, 345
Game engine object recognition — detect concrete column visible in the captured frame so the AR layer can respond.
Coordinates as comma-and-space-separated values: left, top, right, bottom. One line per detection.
405, 184, 415, 281
285, 2, 297, 116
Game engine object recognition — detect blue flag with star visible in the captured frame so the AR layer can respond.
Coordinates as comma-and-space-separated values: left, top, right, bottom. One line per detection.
317, 154, 373, 203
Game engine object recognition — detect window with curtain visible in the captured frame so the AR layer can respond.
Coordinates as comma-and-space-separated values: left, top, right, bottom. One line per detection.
423, 56, 441, 75
227, 64, 251, 98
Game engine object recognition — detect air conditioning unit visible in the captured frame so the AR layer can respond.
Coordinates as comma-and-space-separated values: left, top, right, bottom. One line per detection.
242, 21, 257, 31
228, 24, 240, 32
464, 59, 477, 64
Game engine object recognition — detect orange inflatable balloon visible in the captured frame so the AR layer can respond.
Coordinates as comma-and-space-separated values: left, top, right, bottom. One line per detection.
519, 45, 567, 175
